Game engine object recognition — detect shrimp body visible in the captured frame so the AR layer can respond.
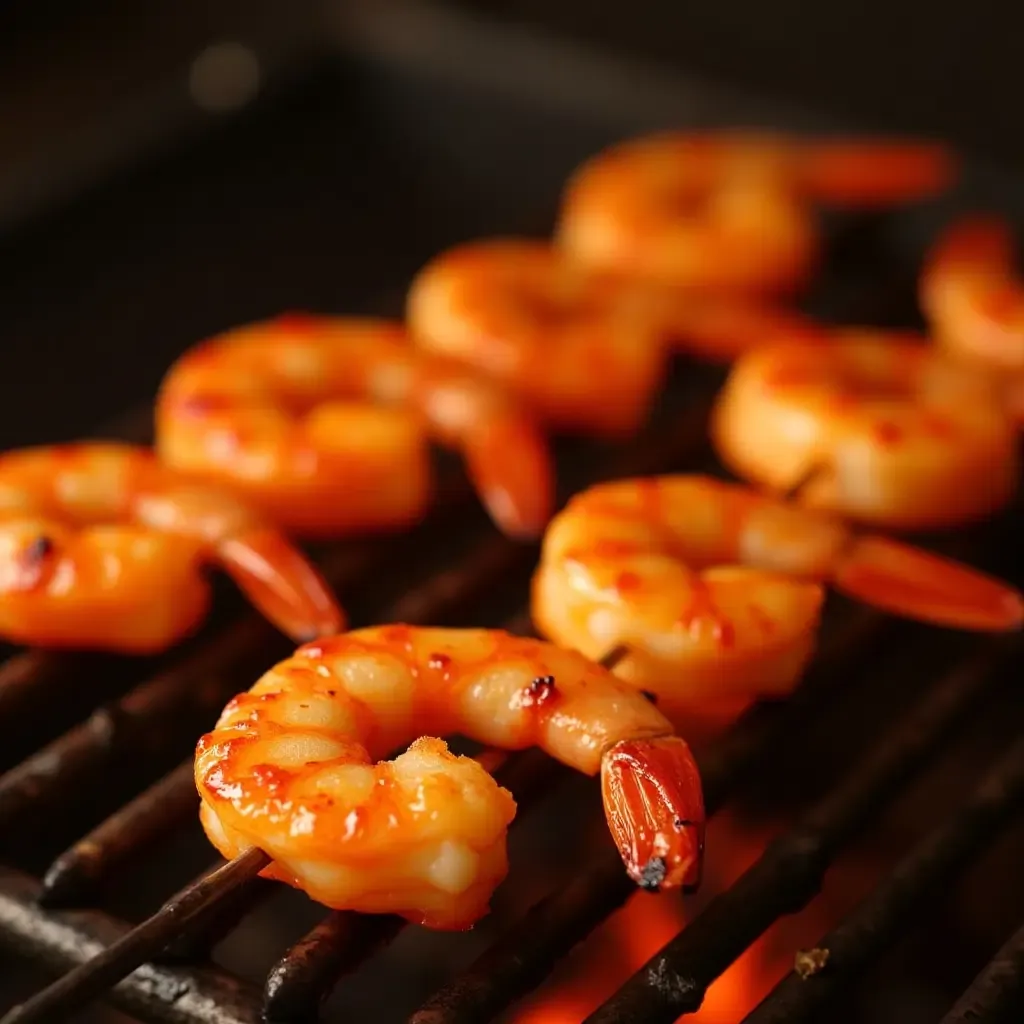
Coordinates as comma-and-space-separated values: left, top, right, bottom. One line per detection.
921, 216, 1024, 422
532, 476, 1023, 721
407, 239, 825, 435
195, 627, 705, 928
155, 314, 555, 540
557, 133, 954, 294
407, 239, 670, 436
711, 335, 1019, 530
0, 444, 342, 652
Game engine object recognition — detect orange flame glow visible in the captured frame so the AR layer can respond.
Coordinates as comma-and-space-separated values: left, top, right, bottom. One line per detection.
500, 808, 857, 1024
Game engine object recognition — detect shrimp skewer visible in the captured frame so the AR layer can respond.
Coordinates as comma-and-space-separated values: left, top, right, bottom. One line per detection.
920, 215, 1024, 423
531, 475, 1023, 725
710, 333, 1019, 530
155, 314, 555, 540
0, 443, 343, 653
407, 238, 821, 437
195, 626, 705, 929
557, 132, 955, 295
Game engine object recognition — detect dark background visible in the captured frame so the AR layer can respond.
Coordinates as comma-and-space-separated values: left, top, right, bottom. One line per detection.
1, 0, 1020, 174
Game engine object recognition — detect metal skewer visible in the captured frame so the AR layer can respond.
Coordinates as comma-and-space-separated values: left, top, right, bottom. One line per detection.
0, 644, 631, 1023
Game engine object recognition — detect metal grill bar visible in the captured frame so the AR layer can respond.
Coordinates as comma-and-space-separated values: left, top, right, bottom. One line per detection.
406, 605, 890, 1024
938, 920, 1024, 1024
0, 852, 270, 1024
582, 635, 1021, 1024
41, 761, 198, 907
741, 735, 1024, 1023
0, 865, 262, 1024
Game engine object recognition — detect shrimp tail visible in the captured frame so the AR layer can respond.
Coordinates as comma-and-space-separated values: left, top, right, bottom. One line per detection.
601, 734, 705, 892
462, 415, 556, 540
798, 141, 957, 206
830, 535, 1024, 633
214, 527, 346, 642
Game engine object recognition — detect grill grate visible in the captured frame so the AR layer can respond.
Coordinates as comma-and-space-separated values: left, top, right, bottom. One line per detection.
740, 734, 1024, 1024
2, 6, 1024, 1023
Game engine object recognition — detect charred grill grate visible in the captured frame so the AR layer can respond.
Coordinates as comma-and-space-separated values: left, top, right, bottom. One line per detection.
1, 4, 1024, 1022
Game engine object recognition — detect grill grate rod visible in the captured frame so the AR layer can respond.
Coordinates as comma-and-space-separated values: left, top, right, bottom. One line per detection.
1, 645, 629, 1024
741, 734, 1024, 1024
581, 634, 1022, 1024
40, 760, 199, 907
938, 919, 1024, 1024
0, 864, 262, 1024
0, 850, 269, 1024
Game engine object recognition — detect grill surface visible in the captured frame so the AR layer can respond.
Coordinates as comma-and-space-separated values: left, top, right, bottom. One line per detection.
1, 4, 1023, 1023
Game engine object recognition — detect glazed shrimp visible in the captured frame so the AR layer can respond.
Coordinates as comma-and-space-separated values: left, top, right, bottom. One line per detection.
557, 132, 955, 294
0, 443, 342, 653
531, 476, 1023, 723
920, 215, 1024, 422
407, 238, 822, 435
407, 239, 669, 436
195, 626, 705, 928
155, 314, 554, 540
710, 334, 1019, 530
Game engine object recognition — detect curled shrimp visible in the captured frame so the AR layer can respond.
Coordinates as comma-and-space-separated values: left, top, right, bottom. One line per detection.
556, 132, 955, 294
710, 333, 1019, 530
155, 313, 555, 540
0, 443, 342, 653
531, 475, 1023, 723
195, 626, 705, 928
407, 239, 668, 437
407, 238, 824, 436
920, 215, 1024, 423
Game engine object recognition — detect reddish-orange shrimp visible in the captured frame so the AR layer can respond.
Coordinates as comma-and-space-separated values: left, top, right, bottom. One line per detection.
407, 239, 670, 436
407, 238, 824, 436
920, 215, 1024, 422
532, 475, 1023, 724
711, 333, 1019, 530
155, 314, 555, 540
196, 626, 704, 928
557, 132, 956, 294
0, 443, 342, 653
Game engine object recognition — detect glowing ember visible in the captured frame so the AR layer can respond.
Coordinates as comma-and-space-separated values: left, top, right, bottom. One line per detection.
499, 807, 876, 1024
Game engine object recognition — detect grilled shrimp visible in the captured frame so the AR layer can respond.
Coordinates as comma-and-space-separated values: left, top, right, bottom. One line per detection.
155, 314, 555, 540
407, 238, 822, 436
921, 215, 1024, 422
407, 239, 669, 436
531, 476, 1023, 723
195, 626, 705, 928
0, 443, 342, 652
710, 333, 1019, 530
557, 132, 955, 294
